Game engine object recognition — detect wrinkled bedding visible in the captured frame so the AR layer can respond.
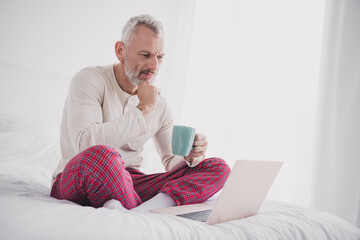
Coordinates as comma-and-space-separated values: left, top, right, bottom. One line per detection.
1, 120, 359, 240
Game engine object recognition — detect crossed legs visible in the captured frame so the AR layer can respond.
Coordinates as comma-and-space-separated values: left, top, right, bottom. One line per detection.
51, 145, 230, 209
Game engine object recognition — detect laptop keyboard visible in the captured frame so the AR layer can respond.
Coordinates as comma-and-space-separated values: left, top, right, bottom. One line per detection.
176, 209, 212, 222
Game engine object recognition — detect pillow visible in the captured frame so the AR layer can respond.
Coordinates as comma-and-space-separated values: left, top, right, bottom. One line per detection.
0, 118, 60, 187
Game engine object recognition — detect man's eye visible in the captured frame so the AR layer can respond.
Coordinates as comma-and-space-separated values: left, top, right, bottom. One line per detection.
157, 55, 164, 60
142, 54, 150, 58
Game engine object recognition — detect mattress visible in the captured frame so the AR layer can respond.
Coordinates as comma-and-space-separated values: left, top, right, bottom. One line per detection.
0, 119, 359, 240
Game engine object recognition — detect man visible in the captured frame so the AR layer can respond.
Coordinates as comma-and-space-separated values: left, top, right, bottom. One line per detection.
50, 14, 230, 212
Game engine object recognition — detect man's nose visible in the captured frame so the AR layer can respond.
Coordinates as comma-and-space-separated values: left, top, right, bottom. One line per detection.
147, 56, 159, 70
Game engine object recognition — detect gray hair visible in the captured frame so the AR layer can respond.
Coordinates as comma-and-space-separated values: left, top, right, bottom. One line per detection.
121, 14, 164, 45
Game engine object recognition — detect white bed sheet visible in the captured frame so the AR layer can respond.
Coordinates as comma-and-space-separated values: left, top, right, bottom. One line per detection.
1, 119, 359, 240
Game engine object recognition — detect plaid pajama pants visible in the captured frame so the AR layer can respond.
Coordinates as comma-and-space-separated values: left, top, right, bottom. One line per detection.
51, 145, 230, 209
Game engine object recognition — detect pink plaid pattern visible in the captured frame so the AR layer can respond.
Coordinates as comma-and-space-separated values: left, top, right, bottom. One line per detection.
51, 145, 230, 209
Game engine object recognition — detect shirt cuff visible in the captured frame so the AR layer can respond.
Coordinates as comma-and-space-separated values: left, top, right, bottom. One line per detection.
185, 155, 205, 167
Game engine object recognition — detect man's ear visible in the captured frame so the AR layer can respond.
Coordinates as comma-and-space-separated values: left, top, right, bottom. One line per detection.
115, 41, 126, 62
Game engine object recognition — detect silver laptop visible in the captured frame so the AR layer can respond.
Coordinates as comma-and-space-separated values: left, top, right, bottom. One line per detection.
150, 160, 283, 225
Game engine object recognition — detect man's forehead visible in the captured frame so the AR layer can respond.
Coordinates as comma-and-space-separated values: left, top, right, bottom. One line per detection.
127, 26, 164, 52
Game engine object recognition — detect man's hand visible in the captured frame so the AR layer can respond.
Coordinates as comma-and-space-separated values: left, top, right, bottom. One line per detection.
185, 133, 208, 163
136, 84, 160, 116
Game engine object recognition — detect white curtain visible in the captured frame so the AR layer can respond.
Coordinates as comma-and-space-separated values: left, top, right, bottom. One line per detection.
169, 0, 359, 227
176, 0, 325, 205
312, 0, 360, 228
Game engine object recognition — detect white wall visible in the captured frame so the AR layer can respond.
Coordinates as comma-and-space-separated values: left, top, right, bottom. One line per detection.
0, 0, 181, 76
0, 0, 194, 127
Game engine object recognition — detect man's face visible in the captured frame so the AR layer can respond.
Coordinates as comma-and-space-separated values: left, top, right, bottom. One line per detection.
123, 25, 164, 86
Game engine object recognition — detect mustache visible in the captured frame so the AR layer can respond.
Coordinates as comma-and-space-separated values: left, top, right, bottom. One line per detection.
140, 69, 156, 75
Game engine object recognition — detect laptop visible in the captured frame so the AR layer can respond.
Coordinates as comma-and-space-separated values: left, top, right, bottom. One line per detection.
150, 160, 283, 225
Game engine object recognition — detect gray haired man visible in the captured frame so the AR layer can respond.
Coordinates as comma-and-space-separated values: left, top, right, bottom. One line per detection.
50, 14, 230, 212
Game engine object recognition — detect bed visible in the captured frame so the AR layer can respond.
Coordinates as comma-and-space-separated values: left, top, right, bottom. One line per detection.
0, 120, 359, 240
0, 64, 360, 240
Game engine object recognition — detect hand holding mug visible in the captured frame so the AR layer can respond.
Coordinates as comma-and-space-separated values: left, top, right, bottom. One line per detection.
185, 133, 207, 163
171, 125, 207, 163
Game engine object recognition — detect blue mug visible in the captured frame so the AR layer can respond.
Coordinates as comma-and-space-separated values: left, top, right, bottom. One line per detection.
172, 125, 196, 156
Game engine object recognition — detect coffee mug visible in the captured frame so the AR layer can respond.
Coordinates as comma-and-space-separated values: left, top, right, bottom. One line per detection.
172, 125, 196, 156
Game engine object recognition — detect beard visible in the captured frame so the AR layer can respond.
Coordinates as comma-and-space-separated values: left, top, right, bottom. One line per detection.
124, 59, 157, 86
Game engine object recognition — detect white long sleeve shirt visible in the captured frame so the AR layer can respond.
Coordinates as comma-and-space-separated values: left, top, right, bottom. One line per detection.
52, 64, 196, 183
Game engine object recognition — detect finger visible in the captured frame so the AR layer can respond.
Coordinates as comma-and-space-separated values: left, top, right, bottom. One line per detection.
192, 145, 207, 153
153, 86, 161, 95
195, 133, 206, 140
190, 152, 205, 158
193, 140, 207, 147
